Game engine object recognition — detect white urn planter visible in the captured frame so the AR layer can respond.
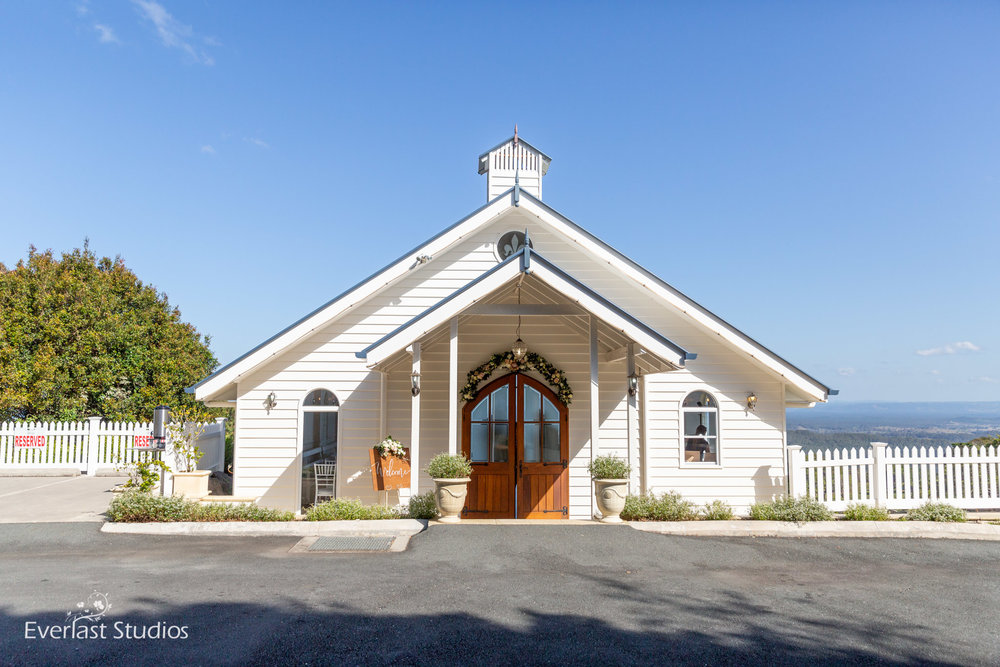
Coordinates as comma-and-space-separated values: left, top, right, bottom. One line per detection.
172, 470, 212, 499
594, 479, 629, 523
433, 477, 471, 523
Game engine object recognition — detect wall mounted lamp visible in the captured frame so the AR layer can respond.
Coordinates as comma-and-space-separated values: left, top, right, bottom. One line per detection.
746, 392, 758, 412
410, 371, 421, 397
263, 392, 277, 414
628, 372, 639, 397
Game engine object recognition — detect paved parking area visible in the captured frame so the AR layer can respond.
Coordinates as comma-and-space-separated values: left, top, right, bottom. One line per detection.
0, 476, 125, 522
1, 523, 998, 665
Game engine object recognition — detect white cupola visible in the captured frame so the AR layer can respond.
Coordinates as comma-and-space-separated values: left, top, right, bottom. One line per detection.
477, 130, 551, 202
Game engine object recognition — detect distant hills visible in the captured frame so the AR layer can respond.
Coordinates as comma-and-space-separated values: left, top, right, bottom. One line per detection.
787, 401, 1000, 450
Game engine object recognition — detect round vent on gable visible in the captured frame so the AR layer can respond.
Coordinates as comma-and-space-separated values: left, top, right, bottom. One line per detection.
494, 230, 533, 262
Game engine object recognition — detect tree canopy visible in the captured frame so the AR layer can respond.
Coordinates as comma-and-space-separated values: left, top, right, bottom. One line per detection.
0, 243, 218, 422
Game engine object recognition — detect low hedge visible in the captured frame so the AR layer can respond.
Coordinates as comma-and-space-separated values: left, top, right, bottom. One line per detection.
621, 492, 698, 521
408, 491, 438, 520
305, 498, 402, 521
748, 496, 833, 521
107, 492, 294, 523
905, 502, 966, 522
843, 503, 890, 521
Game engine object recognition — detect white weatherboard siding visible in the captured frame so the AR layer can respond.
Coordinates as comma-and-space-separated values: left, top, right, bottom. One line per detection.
228, 206, 801, 513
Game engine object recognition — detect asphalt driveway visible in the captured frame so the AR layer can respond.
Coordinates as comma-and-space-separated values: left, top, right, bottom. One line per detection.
1, 523, 999, 665
0, 476, 125, 522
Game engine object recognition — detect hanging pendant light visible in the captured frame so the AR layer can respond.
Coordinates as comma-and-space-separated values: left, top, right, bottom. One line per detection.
512, 282, 527, 359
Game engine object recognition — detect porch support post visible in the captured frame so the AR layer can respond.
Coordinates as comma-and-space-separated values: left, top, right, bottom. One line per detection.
410, 342, 421, 496
626, 343, 639, 495
448, 318, 459, 456
378, 371, 388, 439
589, 316, 600, 518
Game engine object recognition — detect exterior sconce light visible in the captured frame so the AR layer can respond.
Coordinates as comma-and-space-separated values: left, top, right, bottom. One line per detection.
628, 372, 639, 397
512, 337, 528, 360
263, 392, 277, 414
410, 371, 421, 397
746, 392, 758, 412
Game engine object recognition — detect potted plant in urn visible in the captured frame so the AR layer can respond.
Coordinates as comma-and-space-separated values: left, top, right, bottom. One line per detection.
588, 455, 632, 523
426, 453, 473, 523
167, 412, 211, 499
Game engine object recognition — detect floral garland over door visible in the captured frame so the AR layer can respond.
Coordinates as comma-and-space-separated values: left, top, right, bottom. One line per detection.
461, 351, 573, 405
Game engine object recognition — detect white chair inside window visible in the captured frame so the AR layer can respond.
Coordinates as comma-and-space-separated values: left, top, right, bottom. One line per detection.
314, 463, 337, 503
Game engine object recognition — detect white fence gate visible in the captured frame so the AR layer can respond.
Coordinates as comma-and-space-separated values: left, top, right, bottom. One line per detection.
0, 417, 226, 476
788, 442, 1000, 510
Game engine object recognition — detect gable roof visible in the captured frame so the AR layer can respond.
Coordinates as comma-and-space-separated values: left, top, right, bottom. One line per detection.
190, 186, 834, 403
357, 245, 691, 369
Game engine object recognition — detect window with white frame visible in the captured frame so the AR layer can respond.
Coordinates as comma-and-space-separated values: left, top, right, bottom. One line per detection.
301, 389, 339, 508
682, 391, 719, 464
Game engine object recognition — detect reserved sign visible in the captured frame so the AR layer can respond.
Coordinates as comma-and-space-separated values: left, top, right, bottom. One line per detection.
14, 435, 46, 448
369, 448, 411, 491
133, 435, 153, 448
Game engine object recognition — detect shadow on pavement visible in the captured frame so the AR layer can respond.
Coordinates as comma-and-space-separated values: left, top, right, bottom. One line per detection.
0, 594, 955, 666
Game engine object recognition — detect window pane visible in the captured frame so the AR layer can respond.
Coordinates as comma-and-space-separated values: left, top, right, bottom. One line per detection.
303, 412, 338, 466
471, 423, 489, 462
491, 386, 508, 421
682, 391, 715, 409
684, 411, 718, 437
523, 386, 541, 422
305, 389, 339, 407
471, 397, 489, 422
543, 423, 560, 462
685, 437, 717, 462
523, 423, 540, 462
492, 424, 509, 462
542, 396, 558, 422
302, 411, 337, 509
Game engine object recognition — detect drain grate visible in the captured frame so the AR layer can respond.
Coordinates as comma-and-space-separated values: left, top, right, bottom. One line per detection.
307, 536, 394, 552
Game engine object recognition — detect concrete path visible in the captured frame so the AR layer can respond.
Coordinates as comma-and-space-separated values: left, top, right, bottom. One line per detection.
0, 476, 125, 522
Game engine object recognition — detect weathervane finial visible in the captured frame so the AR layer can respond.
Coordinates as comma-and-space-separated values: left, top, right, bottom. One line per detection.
513, 124, 518, 146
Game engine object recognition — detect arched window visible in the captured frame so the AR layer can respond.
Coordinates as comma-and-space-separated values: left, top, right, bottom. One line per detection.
682, 391, 719, 464
301, 389, 339, 509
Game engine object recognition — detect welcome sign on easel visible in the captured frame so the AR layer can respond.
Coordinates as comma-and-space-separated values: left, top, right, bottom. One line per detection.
369, 448, 411, 491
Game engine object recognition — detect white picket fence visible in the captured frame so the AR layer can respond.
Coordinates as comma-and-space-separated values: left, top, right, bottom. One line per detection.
788, 442, 1000, 510
0, 417, 226, 476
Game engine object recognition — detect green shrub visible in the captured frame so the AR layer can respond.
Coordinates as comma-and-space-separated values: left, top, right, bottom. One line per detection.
305, 498, 401, 521
588, 455, 631, 480
748, 496, 833, 521
905, 502, 966, 522
192, 503, 294, 522
701, 499, 734, 520
107, 492, 294, 522
107, 492, 195, 522
620, 491, 698, 521
407, 491, 438, 520
843, 503, 890, 521
426, 453, 473, 479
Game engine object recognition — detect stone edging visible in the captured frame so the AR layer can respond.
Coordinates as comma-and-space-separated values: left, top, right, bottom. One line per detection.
628, 520, 1000, 540
100, 519, 427, 537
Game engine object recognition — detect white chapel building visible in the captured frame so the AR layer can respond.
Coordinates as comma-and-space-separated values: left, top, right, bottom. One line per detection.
190, 135, 835, 518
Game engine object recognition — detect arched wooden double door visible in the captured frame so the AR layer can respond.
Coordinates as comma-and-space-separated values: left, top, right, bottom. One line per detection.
461, 373, 569, 519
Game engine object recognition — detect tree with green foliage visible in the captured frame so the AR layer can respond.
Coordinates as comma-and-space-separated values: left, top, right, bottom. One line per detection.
0, 242, 218, 422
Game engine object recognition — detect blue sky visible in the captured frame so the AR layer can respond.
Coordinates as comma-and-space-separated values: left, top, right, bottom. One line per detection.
1, 2, 998, 402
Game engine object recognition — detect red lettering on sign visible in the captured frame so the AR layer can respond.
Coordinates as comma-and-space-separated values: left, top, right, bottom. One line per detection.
14, 435, 46, 448
133, 435, 152, 448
